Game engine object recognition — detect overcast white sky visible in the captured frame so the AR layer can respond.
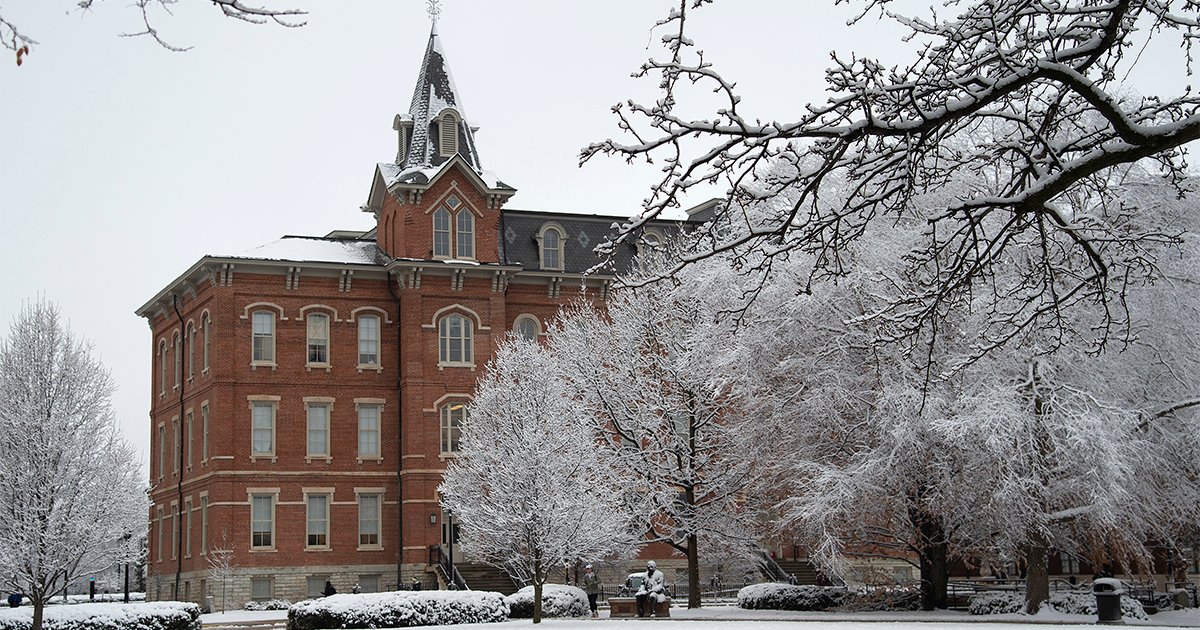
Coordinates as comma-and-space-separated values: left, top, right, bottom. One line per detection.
0, 1, 1188, 473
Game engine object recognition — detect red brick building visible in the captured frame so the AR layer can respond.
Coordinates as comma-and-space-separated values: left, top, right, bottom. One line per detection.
136, 26, 710, 606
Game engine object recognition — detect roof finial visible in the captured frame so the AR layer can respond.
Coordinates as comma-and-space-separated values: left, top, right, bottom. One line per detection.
426, 0, 441, 26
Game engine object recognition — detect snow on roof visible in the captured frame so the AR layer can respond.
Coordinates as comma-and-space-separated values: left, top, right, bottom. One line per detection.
378, 161, 512, 191
224, 236, 384, 266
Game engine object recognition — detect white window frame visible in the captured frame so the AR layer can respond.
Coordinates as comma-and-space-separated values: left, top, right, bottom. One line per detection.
514, 315, 540, 341
537, 224, 566, 271
440, 401, 467, 454
201, 402, 209, 463
185, 410, 194, 469
249, 491, 277, 551
357, 402, 382, 461
159, 340, 168, 396
156, 507, 164, 562
357, 491, 382, 549
305, 491, 331, 549
184, 497, 192, 558
251, 311, 276, 366
200, 494, 208, 555
171, 502, 179, 560
306, 313, 330, 367
437, 313, 473, 368
187, 322, 195, 381
439, 110, 460, 157
305, 399, 332, 461
157, 423, 165, 481
173, 331, 182, 389
433, 208, 452, 258
249, 399, 278, 460
172, 416, 180, 474
250, 576, 274, 601
456, 208, 475, 259
358, 314, 381, 368
201, 313, 211, 373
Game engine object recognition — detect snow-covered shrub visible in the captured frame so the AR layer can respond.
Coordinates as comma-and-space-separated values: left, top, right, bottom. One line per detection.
842, 586, 921, 611
736, 583, 848, 611
967, 591, 1148, 620
286, 591, 507, 630
0, 601, 200, 630
504, 584, 588, 618
243, 599, 291, 611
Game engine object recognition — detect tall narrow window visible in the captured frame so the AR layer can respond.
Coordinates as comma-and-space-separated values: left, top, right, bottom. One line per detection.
438, 314, 473, 366
307, 404, 329, 458
440, 401, 466, 453
252, 312, 275, 364
157, 425, 165, 480
538, 226, 564, 270
159, 342, 168, 394
174, 332, 182, 388
439, 111, 459, 156
250, 494, 274, 549
358, 315, 380, 366
358, 494, 380, 547
171, 507, 179, 559
202, 314, 210, 372
184, 498, 192, 557
358, 405, 380, 458
200, 496, 208, 554
185, 411, 194, 469
251, 402, 274, 456
201, 404, 209, 461
187, 324, 195, 380
172, 417, 180, 474
433, 208, 451, 257
307, 313, 329, 365
156, 507, 164, 562
456, 210, 474, 259
306, 494, 329, 548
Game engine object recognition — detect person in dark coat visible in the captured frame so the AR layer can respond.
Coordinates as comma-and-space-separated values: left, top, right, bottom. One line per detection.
322, 581, 337, 597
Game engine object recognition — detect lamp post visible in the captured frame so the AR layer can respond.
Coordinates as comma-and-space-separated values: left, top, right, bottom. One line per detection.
122, 532, 132, 604
445, 508, 455, 589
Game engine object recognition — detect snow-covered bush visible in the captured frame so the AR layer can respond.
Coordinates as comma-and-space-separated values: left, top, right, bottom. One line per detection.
286, 591, 507, 630
842, 586, 922, 611
736, 583, 848, 611
243, 599, 290, 611
0, 601, 200, 630
504, 584, 588, 618
967, 591, 1148, 620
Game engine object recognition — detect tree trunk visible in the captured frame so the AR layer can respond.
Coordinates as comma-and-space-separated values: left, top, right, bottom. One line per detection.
912, 511, 949, 610
32, 598, 44, 630
1024, 533, 1050, 614
687, 532, 700, 608
533, 556, 543, 625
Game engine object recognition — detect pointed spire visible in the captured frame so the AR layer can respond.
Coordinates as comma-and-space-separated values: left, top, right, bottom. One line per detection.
394, 19, 484, 173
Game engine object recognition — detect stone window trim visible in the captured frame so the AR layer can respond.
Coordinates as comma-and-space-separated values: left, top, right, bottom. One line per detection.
349, 306, 392, 324
247, 396, 280, 462
353, 308, 388, 373
200, 401, 210, 465
183, 497, 193, 558
431, 395, 469, 456
303, 487, 335, 551
242, 303, 285, 370
158, 338, 168, 397
304, 397, 335, 463
536, 222, 567, 271
172, 330, 182, 391
185, 408, 194, 471
297, 304, 342, 323
199, 491, 209, 556
438, 108, 461, 158
171, 415, 181, 476
513, 314, 542, 341
170, 499, 179, 560
185, 319, 196, 384
424, 305, 487, 370
247, 488, 279, 552
305, 312, 333, 371
157, 422, 166, 481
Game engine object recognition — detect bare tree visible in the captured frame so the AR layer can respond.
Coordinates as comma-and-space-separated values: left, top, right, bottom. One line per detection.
584, 0, 1197, 360
439, 336, 637, 624
0, 299, 147, 630
205, 530, 236, 613
1, 0, 305, 61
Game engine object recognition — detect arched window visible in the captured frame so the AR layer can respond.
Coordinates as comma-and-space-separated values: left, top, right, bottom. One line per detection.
456, 209, 474, 259
439, 110, 460, 157
514, 315, 540, 341
636, 228, 666, 270
159, 340, 168, 395
438, 313, 473, 367
252, 311, 275, 364
187, 323, 196, 380
173, 332, 182, 389
201, 314, 211, 372
440, 401, 467, 453
433, 208, 452, 258
537, 224, 565, 270
306, 313, 330, 365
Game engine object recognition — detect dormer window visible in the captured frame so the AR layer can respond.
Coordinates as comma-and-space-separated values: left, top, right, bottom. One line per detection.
537, 224, 566, 271
393, 114, 413, 164
439, 110, 460, 157
431, 193, 475, 260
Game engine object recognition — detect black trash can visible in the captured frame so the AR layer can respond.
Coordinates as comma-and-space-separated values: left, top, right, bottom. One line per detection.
1093, 578, 1124, 624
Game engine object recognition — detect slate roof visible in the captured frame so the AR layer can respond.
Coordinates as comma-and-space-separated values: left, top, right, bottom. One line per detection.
500, 209, 687, 275
397, 26, 485, 174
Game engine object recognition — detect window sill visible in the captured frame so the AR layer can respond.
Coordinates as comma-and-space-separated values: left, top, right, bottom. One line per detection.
305, 456, 332, 464
357, 456, 383, 464
305, 363, 332, 373
439, 453, 459, 460
304, 546, 332, 552
437, 362, 475, 371
250, 362, 277, 371
249, 547, 277, 553
357, 545, 384, 552
201, 368, 210, 376
250, 455, 277, 463
357, 364, 383, 373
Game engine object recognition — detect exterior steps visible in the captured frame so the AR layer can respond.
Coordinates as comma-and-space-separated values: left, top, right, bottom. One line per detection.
456, 563, 522, 595
774, 559, 820, 585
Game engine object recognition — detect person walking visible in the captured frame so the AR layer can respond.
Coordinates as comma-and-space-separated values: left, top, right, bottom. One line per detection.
580, 564, 601, 618
635, 561, 665, 617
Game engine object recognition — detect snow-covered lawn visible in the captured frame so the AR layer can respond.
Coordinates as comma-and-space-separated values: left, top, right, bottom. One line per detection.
197, 601, 1200, 628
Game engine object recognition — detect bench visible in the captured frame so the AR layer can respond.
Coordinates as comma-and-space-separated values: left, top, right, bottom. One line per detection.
607, 596, 671, 618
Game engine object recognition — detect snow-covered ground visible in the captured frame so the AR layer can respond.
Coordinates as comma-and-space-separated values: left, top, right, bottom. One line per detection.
197, 601, 1200, 628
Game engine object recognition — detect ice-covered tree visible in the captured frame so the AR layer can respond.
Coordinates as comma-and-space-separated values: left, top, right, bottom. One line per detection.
585, 0, 1197, 354
439, 336, 636, 624
206, 530, 236, 613
0, 300, 146, 630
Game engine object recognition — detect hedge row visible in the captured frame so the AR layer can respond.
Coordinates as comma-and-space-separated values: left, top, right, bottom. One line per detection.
737, 583, 849, 611
968, 591, 1149, 619
0, 602, 201, 630
286, 591, 507, 630
504, 584, 589, 618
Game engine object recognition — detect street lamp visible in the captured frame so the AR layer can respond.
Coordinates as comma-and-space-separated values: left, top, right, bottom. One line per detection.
445, 509, 455, 590
122, 532, 132, 604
